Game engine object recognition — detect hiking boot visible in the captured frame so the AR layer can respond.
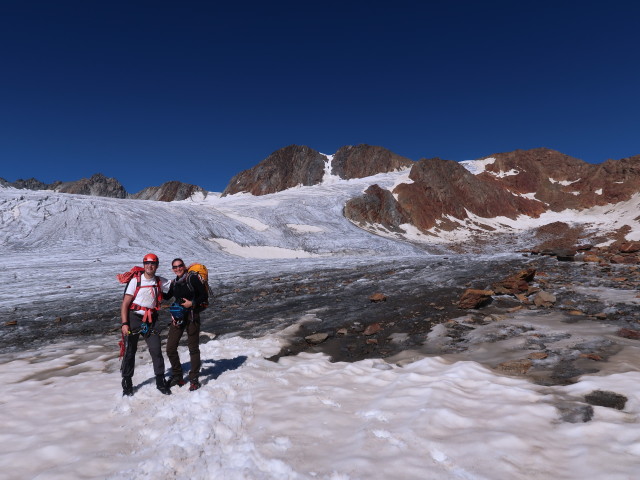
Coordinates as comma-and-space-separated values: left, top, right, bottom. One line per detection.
189, 379, 201, 391
168, 376, 186, 388
122, 377, 134, 397
156, 375, 172, 395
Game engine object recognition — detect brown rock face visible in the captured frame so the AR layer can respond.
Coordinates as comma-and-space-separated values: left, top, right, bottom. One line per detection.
368, 293, 387, 302
617, 328, 640, 340
480, 149, 640, 210
458, 289, 494, 309
344, 184, 409, 233
331, 144, 413, 179
363, 323, 382, 335
619, 242, 640, 253
391, 157, 545, 232
342, 148, 640, 240
222, 145, 326, 196
54, 173, 127, 198
131, 181, 206, 202
478, 148, 591, 210
492, 268, 536, 295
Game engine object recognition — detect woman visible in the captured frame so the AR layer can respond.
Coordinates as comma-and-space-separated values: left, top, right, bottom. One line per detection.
166, 258, 208, 391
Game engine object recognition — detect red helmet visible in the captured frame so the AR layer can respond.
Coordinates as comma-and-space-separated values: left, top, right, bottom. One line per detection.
143, 253, 159, 264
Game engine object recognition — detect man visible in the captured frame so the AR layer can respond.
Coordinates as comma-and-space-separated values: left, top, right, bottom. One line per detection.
166, 258, 208, 391
120, 253, 172, 396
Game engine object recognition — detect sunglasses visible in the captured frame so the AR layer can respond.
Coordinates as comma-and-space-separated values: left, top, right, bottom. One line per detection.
172, 264, 185, 269
143, 261, 158, 265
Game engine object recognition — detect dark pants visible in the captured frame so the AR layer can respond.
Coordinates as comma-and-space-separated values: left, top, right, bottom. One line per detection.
166, 310, 201, 381
121, 311, 165, 378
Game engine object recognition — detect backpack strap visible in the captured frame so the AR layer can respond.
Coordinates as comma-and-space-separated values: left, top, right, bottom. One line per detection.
129, 275, 163, 323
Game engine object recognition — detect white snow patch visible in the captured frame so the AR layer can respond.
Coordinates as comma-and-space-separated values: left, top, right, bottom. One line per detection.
364, 193, 640, 245
549, 178, 580, 186
286, 224, 324, 233
321, 154, 344, 185
211, 238, 321, 258
518, 192, 539, 201
595, 188, 603, 195
390, 171, 414, 200
220, 212, 270, 231
493, 168, 519, 178
459, 157, 496, 175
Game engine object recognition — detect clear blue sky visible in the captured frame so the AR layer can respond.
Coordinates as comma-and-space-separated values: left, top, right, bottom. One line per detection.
1, 1, 639, 193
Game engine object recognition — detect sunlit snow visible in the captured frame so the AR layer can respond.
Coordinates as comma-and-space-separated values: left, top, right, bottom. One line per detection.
459, 157, 496, 175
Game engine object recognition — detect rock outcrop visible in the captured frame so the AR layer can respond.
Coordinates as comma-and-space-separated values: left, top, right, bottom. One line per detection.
476, 148, 640, 209
131, 181, 206, 202
331, 144, 413, 179
344, 184, 409, 233
53, 173, 127, 198
6, 177, 50, 191
222, 145, 327, 196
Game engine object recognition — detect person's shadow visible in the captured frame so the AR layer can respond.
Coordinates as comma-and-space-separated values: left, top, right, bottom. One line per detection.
133, 357, 248, 393
177, 356, 248, 386
200, 356, 247, 384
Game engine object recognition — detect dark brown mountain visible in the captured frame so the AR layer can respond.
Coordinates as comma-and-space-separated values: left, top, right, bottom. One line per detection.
131, 181, 206, 202
222, 145, 327, 196
344, 148, 640, 235
476, 148, 640, 210
331, 144, 413, 179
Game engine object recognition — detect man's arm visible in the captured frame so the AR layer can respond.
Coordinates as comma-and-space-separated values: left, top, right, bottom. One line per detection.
121, 294, 133, 334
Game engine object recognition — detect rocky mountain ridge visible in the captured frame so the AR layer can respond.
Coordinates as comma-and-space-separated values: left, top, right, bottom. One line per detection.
221, 144, 412, 196
0, 173, 205, 202
341, 148, 640, 250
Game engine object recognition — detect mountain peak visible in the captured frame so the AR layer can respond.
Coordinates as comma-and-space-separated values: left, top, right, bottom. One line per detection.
221, 144, 413, 196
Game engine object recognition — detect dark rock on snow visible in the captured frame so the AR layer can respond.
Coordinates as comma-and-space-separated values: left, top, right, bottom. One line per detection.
584, 390, 627, 410
131, 180, 206, 202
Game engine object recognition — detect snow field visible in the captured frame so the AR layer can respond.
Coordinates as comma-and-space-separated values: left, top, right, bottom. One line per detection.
2, 330, 640, 480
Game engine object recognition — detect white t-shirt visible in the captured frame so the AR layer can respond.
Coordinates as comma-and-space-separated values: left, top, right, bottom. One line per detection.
125, 275, 171, 314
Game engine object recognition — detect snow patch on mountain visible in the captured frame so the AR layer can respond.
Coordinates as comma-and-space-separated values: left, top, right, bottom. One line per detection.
550, 177, 580, 185
366, 193, 640, 247
321, 153, 342, 184
459, 157, 496, 174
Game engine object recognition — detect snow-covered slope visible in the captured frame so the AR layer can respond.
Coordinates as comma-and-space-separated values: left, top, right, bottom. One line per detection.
0, 171, 423, 260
